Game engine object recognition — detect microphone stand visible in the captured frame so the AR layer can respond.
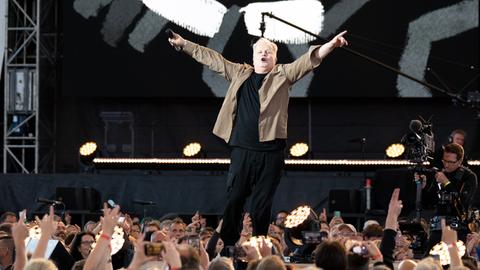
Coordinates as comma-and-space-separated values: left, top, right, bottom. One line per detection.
260, 13, 479, 115
414, 174, 422, 222
133, 201, 156, 220
259, 13, 266, 37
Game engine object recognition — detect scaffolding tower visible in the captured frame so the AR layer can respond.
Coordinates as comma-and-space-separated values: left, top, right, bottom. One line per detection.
3, 0, 58, 173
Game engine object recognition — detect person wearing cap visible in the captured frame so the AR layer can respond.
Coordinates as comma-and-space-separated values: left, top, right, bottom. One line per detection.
330, 223, 358, 240
362, 220, 379, 231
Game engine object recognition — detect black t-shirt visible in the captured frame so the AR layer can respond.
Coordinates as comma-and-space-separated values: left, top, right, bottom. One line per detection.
229, 72, 285, 151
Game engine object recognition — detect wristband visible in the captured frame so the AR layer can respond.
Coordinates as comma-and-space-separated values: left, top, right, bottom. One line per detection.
447, 243, 456, 249
100, 233, 112, 241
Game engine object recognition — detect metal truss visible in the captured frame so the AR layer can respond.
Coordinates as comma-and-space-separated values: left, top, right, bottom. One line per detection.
3, 0, 58, 173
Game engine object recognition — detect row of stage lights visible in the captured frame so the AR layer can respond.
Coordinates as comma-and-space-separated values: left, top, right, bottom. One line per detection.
79, 141, 407, 161
79, 140, 434, 171
78, 141, 311, 163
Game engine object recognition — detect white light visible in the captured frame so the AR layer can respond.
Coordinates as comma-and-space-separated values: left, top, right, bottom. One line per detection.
26, 225, 42, 246
93, 158, 438, 166
290, 142, 309, 157
92, 226, 125, 255
183, 142, 202, 157
468, 160, 480, 166
285, 205, 311, 228
429, 241, 466, 266
79, 142, 97, 156
240, 0, 324, 44
94, 158, 231, 164
142, 0, 227, 37
385, 143, 405, 158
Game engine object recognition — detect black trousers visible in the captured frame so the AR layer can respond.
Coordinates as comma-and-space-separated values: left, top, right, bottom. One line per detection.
220, 147, 284, 246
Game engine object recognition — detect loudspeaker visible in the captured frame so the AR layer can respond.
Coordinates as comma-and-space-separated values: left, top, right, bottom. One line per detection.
328, 189, 361, 213
26, 239, 74, 269
56, 187, 100, 211
8, 69, 34, 112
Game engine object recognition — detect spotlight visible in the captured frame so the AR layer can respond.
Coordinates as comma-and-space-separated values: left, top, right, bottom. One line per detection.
289, 142, 309, 158
284, 205, 325, 263
92, 226, 125, 255
385, 143, 405, 158
183, 142, 203, 158
79, 142, 98, 164
429, 241, 466, 266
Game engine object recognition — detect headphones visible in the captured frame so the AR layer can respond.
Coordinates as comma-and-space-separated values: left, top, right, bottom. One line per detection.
448, 129, 467, 144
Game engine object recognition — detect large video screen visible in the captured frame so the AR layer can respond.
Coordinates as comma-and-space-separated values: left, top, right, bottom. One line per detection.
63, 0, 478, 97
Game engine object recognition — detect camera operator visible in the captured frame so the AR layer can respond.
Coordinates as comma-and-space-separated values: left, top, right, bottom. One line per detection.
421, 143, 478, 254
432, 129, 469, 168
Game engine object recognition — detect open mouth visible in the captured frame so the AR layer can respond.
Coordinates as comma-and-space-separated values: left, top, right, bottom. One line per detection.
261, 57, 266, 61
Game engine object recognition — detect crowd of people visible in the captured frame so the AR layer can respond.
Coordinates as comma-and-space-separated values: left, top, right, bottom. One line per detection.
0, 186, 479, 270
0, 126, 477, 270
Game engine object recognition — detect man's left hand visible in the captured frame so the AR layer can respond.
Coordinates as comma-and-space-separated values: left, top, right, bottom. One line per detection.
330, 30, 348, 48
435, 172, 449, 185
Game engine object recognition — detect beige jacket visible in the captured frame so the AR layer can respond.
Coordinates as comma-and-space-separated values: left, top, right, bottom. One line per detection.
183, 40, 322, 143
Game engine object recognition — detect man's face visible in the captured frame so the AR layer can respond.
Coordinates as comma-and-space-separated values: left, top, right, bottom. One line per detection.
253, 40, 276, 73
4, 215, 17, 224
169, 223, 186, 240
55, 221, 67, 240
442, 152, 462, 173
275, 212, 287, 226
199, 217, 207, 228
146, 225, 159, 233
452, 133, 465, 146
268, 224, 284, 241
85, 222, 97, 232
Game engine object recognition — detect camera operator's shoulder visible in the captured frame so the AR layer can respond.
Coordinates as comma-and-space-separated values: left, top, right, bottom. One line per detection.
460, 166, 476, 175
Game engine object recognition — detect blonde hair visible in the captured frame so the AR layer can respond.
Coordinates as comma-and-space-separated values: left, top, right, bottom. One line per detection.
24, 259, 58, 270
208, 256, 234, 270
253, 38, 278, 57
256, 255, 286, 270
138, 261, 167, 270
413, 257, 442, 270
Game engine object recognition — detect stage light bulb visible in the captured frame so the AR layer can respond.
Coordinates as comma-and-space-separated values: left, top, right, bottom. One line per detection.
79, 142, 97, 156
385, 143, 405, 158
183, 142, 202, 157
290, 142, 309, 158
285, 205, 311, 228
429, 241, 466, 265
